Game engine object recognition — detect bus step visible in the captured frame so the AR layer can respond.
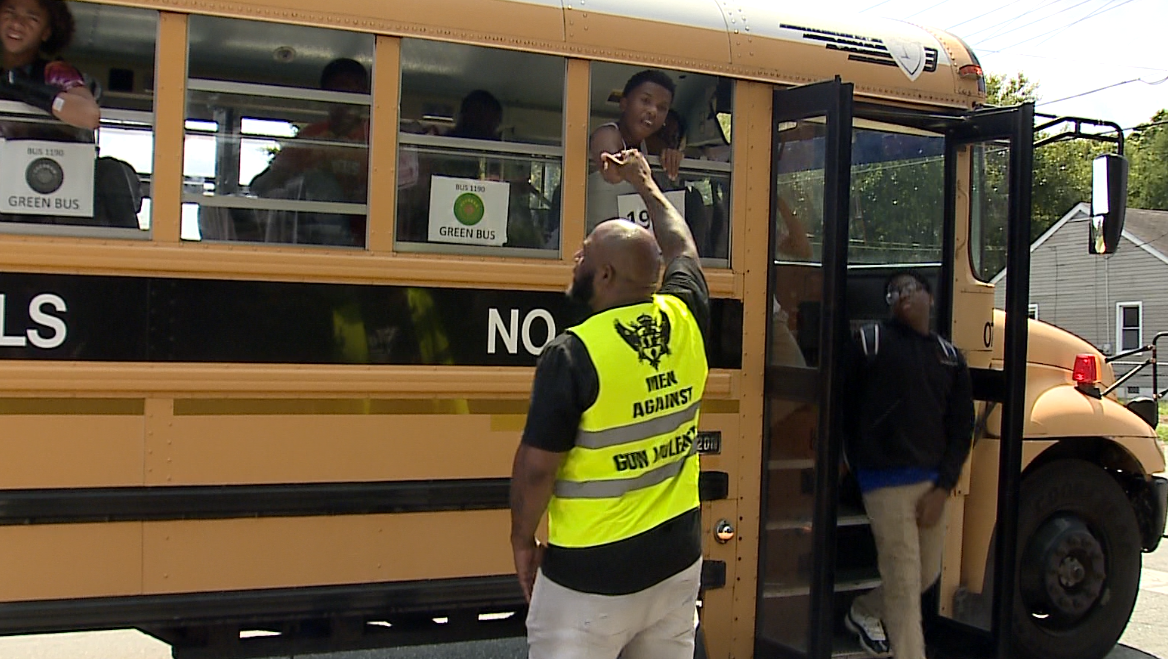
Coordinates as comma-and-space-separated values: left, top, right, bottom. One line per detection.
832, 631, 877, 658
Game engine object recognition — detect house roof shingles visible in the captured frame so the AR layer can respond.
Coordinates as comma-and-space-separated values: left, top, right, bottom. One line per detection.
1124, 208, 1168, 260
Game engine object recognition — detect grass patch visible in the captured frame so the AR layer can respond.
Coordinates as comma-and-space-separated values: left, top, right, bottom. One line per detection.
1160, 401, 1168, 444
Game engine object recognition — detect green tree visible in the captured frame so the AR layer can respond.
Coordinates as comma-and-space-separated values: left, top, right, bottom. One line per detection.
1032, 138, 1107, 234
986, 72, 1039, 106
1128, 110, 1168, 210
985, 73, 1107, 240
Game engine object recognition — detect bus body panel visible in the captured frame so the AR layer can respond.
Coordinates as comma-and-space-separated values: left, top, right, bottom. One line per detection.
0, 0, 1155, 655
0, 522, 143, 602
0, 401, 740, 601
956, 315, 1164, 600
101, 0, 981, 109
0, 411, 145, 488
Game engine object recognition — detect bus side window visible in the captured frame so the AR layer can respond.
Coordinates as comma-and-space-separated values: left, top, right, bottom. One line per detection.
586, 63, 733, 268
182, 17, 373, 248
395, 39, 564, 257
0, 1, 156, 236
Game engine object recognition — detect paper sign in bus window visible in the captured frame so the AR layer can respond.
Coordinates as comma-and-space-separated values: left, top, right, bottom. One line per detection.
428, 176, 509, 246
0, 140, 95, 217
617, 189, 686, 233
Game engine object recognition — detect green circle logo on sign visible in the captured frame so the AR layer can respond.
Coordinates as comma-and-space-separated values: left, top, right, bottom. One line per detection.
453, 192, 486, 226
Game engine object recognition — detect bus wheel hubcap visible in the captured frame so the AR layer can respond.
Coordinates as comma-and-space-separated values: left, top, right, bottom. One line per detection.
1022, 515, 1106, 622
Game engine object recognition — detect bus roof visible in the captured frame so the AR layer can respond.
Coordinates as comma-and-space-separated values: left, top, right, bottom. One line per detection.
97, 0, 984, 108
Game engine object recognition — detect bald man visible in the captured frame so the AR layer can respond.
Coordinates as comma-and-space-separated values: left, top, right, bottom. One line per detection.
511, 149, 709, 659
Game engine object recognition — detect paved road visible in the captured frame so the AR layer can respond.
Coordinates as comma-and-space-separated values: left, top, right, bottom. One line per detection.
1120, 535, 1168, 659
5, 542, 1168, 659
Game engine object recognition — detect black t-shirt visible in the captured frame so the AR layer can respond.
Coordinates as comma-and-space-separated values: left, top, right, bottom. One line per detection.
521, 255, 709, 595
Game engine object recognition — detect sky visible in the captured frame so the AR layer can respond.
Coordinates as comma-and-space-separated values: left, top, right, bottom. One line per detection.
822, 0, 1168, 132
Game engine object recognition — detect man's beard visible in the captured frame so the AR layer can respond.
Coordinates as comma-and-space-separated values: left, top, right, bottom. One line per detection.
567, 269, 595, 307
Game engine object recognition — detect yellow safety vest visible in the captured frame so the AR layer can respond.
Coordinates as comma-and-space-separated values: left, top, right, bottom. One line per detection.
548, 294, 707, 548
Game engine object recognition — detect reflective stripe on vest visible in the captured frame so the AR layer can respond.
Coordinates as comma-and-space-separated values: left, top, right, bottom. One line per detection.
548, 294, 707, 549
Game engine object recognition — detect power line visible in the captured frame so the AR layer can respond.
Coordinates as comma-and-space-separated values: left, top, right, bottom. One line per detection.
859, 0, 897, 13
1127, 228, 1168, 251
1029, 0, 1138, 47
962, 0, 1067, 41
975, 49, 1168, 74
947, 0, 1023, 31
1125, 120, 1168, 132
906, 0, 959, 19
972, 0, 1100, 44
995, 0, 1137, 51
1037, 74, 1168, 106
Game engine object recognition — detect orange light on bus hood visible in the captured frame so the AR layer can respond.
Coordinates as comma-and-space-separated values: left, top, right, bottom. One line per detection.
958, 64, 983, 79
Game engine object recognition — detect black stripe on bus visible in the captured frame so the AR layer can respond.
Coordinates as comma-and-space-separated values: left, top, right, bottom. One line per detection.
0, 272, 743, 369
0, 575, 525, 638
0, 479, 510, 525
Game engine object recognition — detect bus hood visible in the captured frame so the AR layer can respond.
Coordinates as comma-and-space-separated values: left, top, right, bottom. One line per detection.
990, 309, 1116, 387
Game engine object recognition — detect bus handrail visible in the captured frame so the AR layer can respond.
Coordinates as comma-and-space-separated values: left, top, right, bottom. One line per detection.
1102, 331, 1167, 400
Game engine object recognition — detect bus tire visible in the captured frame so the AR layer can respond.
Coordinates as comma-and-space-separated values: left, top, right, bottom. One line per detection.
1012, 459, 1142, 659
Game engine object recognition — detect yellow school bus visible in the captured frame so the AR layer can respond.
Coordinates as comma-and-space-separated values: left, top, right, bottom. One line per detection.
0, 2, 1161, 659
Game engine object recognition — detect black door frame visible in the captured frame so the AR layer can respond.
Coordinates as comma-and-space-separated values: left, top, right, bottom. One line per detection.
939, 104, 1037, 659
759, 90, 1035, 659
758, 77, 855, 659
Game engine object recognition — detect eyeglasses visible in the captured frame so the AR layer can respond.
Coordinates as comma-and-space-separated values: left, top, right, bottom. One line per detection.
886, 280, 924, 305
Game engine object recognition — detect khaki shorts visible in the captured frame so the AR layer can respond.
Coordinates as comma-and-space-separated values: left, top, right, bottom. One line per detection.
526, 558, 701, 659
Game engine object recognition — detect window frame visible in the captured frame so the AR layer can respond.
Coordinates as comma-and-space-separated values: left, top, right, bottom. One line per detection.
0, 104, 155, 239
0, 0, 160, 240
1027, 303, 1038, 320
1115, 301, 1143, 353
393, 39, 568, 258
968, 141, 1010, 283
180, 16, 376, 248
181, 78, 374, 219
585, 61, 735, 269
391, 133, 566, 258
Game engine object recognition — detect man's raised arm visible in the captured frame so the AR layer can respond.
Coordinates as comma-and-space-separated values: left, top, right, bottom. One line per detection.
610, 149, 699, 263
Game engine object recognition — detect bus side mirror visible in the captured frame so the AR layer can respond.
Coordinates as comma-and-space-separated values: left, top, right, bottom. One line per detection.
1089, 153, 1128, 255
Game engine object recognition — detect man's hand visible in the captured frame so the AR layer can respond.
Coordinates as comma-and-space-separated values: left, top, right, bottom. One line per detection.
512, 536, 545, 603
510, 443, 562, 603
916, 487, 948, 528
605, 148, 698, 262
603, 149, 653, 188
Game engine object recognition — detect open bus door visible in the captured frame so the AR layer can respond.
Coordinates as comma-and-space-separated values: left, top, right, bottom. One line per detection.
757, 77, 856, 659
756, 77, 1035, 659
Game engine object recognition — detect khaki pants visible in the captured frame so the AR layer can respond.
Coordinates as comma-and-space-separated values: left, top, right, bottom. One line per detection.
526, 558, 701, 659
852, 481, 946, 659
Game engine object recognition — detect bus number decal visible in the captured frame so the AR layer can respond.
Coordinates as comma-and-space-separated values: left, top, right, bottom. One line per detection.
983, 321, 993, 349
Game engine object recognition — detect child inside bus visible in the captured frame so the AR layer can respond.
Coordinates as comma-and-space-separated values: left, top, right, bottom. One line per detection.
0, 0, 100, 134
250, 57, 370, 206
0, 0, 140, 229
586, 69, 682, 232
248, 58, 370, 245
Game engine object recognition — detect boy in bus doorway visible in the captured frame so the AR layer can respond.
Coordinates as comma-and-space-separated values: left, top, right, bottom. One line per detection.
844, 272, 974, 659
511, 148, 708, 659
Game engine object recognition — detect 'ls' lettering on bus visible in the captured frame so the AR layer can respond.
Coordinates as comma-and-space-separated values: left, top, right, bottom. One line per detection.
0, 294, 68, 349
487, 308, 555, 356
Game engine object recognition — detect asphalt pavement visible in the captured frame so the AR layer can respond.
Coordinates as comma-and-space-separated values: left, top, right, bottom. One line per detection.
4, 544, 1168, 659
